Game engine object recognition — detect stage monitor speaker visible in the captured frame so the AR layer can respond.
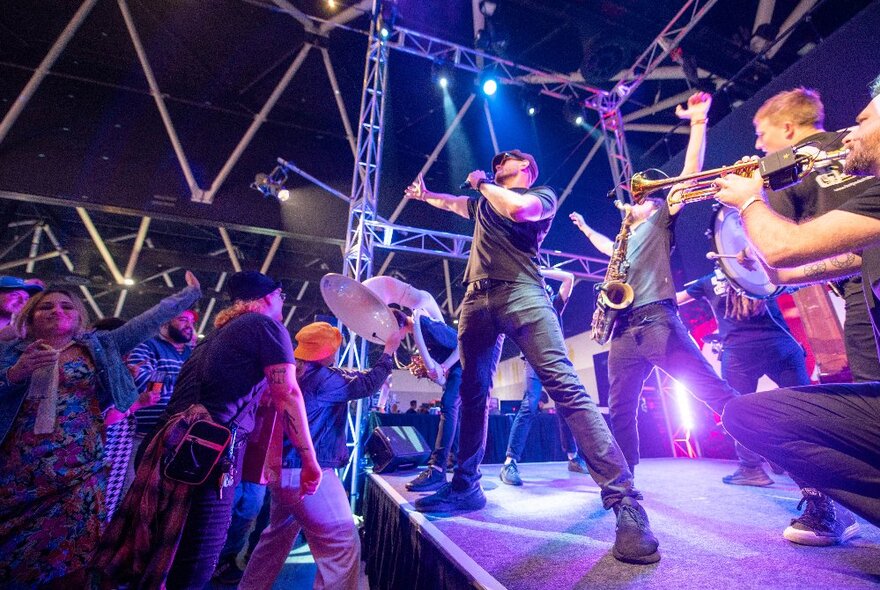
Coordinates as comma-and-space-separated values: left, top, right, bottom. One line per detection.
366, 426, 431, 474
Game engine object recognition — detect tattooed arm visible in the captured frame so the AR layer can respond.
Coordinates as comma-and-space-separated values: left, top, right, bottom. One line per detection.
762, 252, 862, 286
264, 362, 322, 495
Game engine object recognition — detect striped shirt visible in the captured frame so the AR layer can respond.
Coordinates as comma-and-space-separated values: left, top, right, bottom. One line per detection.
126, 337, 192, 435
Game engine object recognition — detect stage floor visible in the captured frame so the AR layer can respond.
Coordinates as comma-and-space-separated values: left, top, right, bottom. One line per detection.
367, 458, 880, 590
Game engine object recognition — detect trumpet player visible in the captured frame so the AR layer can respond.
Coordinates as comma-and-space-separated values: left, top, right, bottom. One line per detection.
754, 87, 880, 383
714, 73, 880, 533
571, 92, 774, 487
405, 149, 660, 565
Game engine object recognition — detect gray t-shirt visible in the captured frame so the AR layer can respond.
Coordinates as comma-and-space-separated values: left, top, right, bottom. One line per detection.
625, 203, 677, 307
464, 186, 556, 286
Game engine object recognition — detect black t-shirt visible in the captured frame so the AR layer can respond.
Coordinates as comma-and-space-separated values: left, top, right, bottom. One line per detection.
837, 185, 880, 337
626, 204, 677, 307
686, 274, 794, 349
168, 312, 295, 435
767, 130, 879, 221
464, 186, 556, 286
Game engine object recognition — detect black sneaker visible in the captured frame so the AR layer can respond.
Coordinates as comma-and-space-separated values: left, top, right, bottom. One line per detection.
499, 462, 523, 486
783, 489, 861, 546
612, 497, 661, 564
567, 456, 589, 474
722, 466, 773, 487
414, 483, 487, 512
212, 556, 244, 585
406, 467, 447, 492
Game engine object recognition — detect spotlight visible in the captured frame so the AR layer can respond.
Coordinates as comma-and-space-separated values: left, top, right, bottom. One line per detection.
251, 166, 290, 202
377, 2, 398, 41
481, 77, 498, 96
563, 98, 587, 127
122, 278, 135, 286
431, 60, 454, 90
528, 106, 536, 116
674, 380, 695, 432
575, 114, 584, 126
520, 89, 541, 117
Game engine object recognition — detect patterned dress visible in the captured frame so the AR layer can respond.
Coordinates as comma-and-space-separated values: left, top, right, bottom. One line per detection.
0, 345, 106, 586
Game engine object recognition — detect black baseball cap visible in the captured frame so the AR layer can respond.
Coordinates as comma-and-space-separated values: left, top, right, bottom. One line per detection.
226, 271, 282, 301
491, 149, 539, 181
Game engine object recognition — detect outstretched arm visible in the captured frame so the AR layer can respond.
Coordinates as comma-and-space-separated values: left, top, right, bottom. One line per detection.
540, 267, 575, 302
570, 212, 614, 257
668, 92, 712, 216
405, 173, 471, 219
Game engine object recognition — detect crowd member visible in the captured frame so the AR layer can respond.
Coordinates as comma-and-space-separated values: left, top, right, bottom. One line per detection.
0, 273, 201, 587
406, 399, 418, 414
239, 321, 403, 590
94, 271, 321, 589
0, 275, 42, 331
715, 73, 880, 531
571, 92, 771, 486
499, 267, 589, 486
753, 87, 880, 382
404, 145, 660, 564
100, 310, 198, 521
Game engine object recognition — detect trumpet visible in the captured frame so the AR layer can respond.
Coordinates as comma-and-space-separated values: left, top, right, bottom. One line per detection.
630, 147, 850, 206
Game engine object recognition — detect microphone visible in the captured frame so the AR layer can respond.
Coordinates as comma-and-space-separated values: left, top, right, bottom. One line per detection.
459, 174, 494, 190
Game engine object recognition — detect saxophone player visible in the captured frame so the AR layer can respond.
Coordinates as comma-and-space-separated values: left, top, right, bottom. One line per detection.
405, 148, 660, 565
571, 92, 774, 486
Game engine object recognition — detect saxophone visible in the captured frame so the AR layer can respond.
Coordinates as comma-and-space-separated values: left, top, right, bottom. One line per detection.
590, 206, 635, 345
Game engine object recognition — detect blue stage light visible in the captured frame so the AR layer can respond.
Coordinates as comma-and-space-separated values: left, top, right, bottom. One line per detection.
439, 76, 449, 89
380, 26, 390, 38
482, 78, 498, 96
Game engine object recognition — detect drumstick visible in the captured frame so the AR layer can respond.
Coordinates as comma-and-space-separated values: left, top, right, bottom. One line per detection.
706, 252, 741, 260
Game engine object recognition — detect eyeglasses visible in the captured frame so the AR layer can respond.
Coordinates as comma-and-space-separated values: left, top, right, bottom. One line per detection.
278, 291, 287, 301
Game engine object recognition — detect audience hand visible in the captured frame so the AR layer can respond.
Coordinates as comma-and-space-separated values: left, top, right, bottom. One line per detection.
7, 340, 59, 384
184, 271, 200, 290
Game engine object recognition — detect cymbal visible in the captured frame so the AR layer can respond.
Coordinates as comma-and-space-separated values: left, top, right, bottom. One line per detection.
319, 273, 398, 344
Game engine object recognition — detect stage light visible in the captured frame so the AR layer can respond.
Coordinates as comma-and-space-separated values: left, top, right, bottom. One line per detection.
575, 114, 584, 126
380, 26, 390, 39
482, 78, 498, 96
528, 106, 536, 116
251, 166, 290, 203
674, 380, 695, 432
563, 98, 587, 127
520, 89, 541, 117
432, 60, 454, 90
377, 2, 398, 41
439, 76, 449, 89
122, 278, 135, 286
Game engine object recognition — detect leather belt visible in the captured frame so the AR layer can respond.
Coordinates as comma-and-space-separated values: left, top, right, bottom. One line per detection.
468, 278, 514, 291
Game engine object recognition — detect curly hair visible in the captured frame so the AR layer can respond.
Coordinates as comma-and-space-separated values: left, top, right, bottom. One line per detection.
214, 299, 267, 328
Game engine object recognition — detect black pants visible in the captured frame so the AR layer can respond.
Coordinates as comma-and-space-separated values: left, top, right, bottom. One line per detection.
723, 382, 880, 527
841, 277, 880, 382
165, 444, 245, 589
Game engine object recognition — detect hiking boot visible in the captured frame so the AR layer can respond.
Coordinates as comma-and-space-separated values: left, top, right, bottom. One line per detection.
212, 556, 244, 585
722, 465, 773, 487
783, 489, 861, 546
567, 456, 589, 474
406, 467, 447, 492
414, 483, 487, 513
612, 497, 661, 564
499, 462, 523, 486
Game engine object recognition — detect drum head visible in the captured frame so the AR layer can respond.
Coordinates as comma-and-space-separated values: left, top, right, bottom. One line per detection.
712, 207, 784, 299
319, 273, 398, 344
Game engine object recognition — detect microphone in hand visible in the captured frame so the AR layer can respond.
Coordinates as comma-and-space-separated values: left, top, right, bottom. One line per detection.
460, 174, 494, 190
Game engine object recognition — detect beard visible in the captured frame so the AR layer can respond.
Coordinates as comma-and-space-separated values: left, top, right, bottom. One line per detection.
167, 324, 193, 344
844, 132, 880, 176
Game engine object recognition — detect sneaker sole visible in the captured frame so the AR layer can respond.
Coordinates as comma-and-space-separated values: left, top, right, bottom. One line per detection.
406, 481, 447, 492
612, 546, 661, 565
783, 522, 861, 546
414, 497, 487, 513
722, 477, 774, 487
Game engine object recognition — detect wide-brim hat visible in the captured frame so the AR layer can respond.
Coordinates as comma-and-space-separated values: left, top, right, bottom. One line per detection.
491, 149, 538, 182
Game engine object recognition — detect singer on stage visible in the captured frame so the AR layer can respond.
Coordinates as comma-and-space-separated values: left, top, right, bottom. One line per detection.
404, 149, 660, 565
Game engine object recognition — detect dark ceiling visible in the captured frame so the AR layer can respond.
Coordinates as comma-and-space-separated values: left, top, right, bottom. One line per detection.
0, 0, 875, 337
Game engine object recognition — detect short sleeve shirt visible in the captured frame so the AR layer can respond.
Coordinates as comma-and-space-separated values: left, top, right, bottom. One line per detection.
626, 204, 677, 307
686, 274, 794, 349
168, 313, 295, 435
464, 186, 556, 286
837, 185, 880, 336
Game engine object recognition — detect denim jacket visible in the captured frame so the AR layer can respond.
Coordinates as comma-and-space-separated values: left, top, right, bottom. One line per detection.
283, 353, 393, 469
0, 285, 201, 446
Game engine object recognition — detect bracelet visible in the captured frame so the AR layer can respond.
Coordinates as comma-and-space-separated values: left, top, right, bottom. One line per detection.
738, 196, 763, 216
476, 178, 493, 190
690, 118, 708, 126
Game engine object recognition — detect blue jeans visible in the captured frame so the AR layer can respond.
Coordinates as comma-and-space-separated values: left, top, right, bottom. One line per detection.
456, 281, 637, 509
428, 365, 462, 468
219, 481, 268, 561
607, 301, 761, 469
721, 339, 810, 396
506, 360, 578, 461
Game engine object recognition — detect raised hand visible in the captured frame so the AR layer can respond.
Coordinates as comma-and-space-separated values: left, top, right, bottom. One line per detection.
404, 174, 427, 201
184, 270, 200, 290
569, 212, 587, 230
675, 91, 712, 121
